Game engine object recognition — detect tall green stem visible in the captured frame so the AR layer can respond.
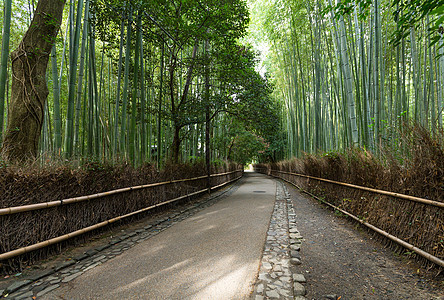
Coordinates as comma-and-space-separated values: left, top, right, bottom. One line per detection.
0, 0, 12, 144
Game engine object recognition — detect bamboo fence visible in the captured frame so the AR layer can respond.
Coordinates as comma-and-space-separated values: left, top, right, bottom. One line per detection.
256, 168, 444, 269
0, 169, 243, 261
271, 170, 444, 208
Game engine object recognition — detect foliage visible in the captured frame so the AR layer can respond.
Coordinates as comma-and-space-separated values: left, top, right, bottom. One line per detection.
248, 0, 444, 160
392, 0, 444, 46
322, 0, 372, 20
0, 0, 285, 165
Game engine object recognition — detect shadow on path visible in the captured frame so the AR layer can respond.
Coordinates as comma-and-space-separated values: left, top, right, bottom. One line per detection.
44, 173, 276, 300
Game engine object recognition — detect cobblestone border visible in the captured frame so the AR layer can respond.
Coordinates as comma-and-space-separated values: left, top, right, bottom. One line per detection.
252, 181, 307, 300
1, 179, 243, 299
284, 183, 308, 300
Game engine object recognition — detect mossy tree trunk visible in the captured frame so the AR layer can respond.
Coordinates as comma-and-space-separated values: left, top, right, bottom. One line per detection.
1, 0, 66, 161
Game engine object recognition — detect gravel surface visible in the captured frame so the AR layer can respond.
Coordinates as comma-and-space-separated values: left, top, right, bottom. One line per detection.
286, 182, 444, 300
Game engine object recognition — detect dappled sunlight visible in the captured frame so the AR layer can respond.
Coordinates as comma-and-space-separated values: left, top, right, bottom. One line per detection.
90, 230, 263, 299
112, 259, 192, 295
107, 252, 256, 299
42, 172, 276, 299
189, 207, 230, 220
194, 264, 252, 298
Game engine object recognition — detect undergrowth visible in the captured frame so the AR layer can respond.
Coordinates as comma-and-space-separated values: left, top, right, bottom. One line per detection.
256, 122, 444, 273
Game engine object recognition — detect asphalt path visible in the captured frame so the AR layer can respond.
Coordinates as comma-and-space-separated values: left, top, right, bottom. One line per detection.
43, 172, 276, 299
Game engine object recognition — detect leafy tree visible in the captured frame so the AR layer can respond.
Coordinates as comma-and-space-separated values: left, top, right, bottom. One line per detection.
0, 0, 284, 165
392, 0, 444, 46
1, 0, 66, 161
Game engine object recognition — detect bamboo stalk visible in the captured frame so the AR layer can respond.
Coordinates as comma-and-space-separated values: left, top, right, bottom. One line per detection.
129, 12, 141, 165
64, 0, 85, 157
51, 46, 62, 153
112, 15, 126, 158
0, 0, 12, 144
0, 174, 242, 261
439, 31, 444, 129
120, 8, 133, 157
157, 41, 165, 167
74, 0, 90, 155
139, 23, 147, 163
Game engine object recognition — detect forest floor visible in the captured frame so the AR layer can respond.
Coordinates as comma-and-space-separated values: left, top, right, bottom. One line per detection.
285, 182, 444, 299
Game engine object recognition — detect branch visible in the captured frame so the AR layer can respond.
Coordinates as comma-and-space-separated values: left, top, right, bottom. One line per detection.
178, 38, 199, 109
142, 11, 182, 49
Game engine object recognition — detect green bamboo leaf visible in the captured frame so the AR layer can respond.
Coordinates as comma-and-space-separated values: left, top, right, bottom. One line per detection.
430, 36, 441, 47
435, 15, 444, 26
431, 5, 444, 15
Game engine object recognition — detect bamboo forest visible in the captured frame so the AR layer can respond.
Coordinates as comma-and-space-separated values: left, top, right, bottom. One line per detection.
1, 0, 444, 296
0, 0, 443, 164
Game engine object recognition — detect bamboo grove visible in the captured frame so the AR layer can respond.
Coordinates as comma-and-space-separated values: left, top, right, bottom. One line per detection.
2, 0, 442, 166
0, 0, 283, 166
248, 0, 444, 158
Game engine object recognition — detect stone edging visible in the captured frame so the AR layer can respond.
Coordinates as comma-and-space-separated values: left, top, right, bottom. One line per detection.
252, 180, 307, 299
1, 179, 243, 299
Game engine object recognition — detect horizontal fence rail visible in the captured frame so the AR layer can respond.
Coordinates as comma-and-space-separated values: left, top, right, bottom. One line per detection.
265, 169, 444, 268
0, 170, 243, 261
271, 170, 444, 208
0, 170, 241, 216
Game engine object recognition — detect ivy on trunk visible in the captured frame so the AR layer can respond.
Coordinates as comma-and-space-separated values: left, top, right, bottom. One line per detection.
1, 0, 66, 161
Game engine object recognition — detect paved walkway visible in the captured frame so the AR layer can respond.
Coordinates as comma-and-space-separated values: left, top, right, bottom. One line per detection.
43, 173, 276, 299
4, 172, 440, 299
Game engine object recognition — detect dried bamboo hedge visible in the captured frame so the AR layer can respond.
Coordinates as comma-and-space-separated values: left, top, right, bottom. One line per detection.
254, 131, 444, 271
0, 162, 242, 273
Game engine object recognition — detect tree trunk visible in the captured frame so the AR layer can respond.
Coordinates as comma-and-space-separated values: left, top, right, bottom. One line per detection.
171, 125, 181, 164
204, 39, 211, 193
2, 0, 66, 161
169, 40, 199, 164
